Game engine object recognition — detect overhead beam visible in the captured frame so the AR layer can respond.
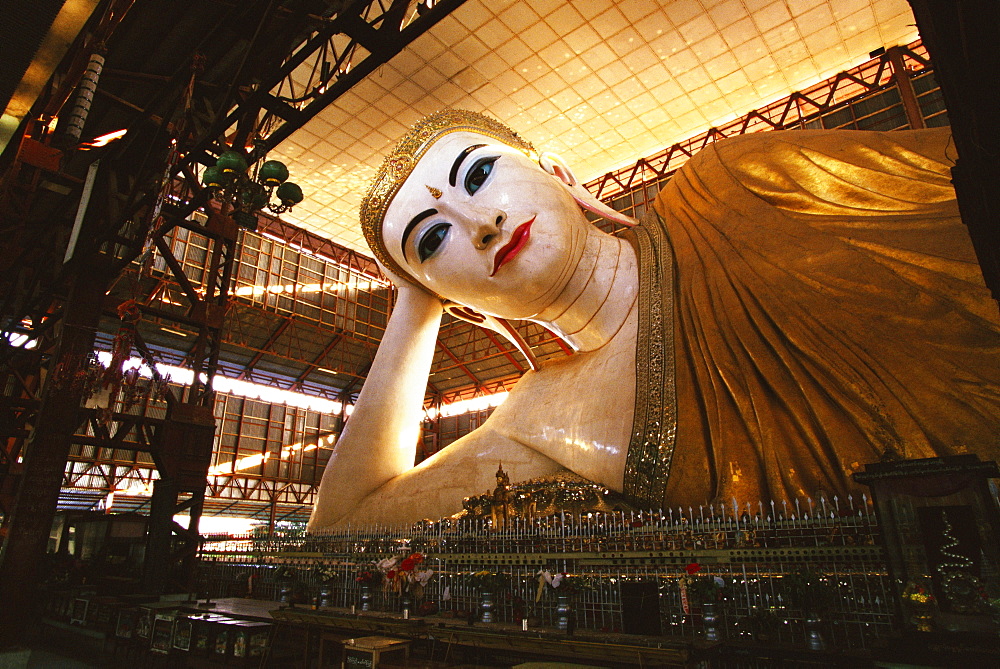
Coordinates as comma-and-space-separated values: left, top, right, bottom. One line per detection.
292, 332, 344, 387
238, 318, 293, 380
254, 0, 469, 156
435, 337, 483, 390
181, 0, 470, 170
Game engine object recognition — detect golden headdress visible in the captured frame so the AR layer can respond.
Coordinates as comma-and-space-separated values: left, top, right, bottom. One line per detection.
360, 109, 535, 283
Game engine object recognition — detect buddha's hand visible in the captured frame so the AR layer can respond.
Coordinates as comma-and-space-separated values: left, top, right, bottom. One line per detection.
375, 260, 427, 293
309, 259, 443, 530
374, 260, 446, 319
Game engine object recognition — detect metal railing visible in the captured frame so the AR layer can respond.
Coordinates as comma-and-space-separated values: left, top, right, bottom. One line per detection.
198, 493, 894, 648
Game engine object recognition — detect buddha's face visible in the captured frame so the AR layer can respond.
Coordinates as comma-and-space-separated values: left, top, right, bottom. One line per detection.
381, 131, 589, 319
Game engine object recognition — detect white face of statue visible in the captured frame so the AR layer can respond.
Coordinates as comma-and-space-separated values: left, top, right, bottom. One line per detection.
381, 131, 590, 320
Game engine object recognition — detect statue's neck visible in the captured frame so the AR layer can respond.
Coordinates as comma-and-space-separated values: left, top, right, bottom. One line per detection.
532, 231, 637, 352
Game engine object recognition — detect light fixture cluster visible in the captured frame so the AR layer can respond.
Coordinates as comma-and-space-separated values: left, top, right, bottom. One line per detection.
202, 150, 304, 229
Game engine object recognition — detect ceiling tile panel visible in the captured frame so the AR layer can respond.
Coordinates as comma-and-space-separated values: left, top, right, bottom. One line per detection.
454, 0, 491, 29
754, 1, 795, 33
833, 0, 875, 19
704, 50, 740, 78
495, 38, 534, 67
499, 3, 539, 32
455, 33, 492, 62
271, 0, 920, 256
480, 16, 515, 44
709, 0, 748, 29
721, 18, 759, 49
618, 0, 660, 24
538, 40, 575, 68
606, 25, 646, 59
592, 6, 632, 37
548, 4, 587, 33
664, 0, 704, 28
795, 4, 837, 36
565, 23, 604, 55
432, 14, 471, 45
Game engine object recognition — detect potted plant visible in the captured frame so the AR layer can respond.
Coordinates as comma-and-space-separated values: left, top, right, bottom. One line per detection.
313, 566, 338, 608
380, 553, 433, 615
273, 565, 297, 604
901, 576, 936, 632
783, 569, 836, 650
467, 571, 510, 623
540, 571, 597, 631
355, 567, 382, 611
744, 607, 782, 642
679, 563, 724, 641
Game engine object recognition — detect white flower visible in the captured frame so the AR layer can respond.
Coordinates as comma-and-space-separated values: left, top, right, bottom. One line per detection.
377, 556, 401, 572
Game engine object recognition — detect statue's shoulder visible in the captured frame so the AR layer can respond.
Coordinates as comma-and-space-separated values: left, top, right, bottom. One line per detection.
656, 127, 956, 221
699, 126, 953, 167
672, 127, 954, 195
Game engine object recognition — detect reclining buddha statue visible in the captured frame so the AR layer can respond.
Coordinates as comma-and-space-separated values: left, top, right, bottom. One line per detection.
307, 109, 1000, 530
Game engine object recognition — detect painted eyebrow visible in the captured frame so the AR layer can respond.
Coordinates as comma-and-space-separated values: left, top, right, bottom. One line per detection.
401, 208, 438, 260
449, 143, 487, 187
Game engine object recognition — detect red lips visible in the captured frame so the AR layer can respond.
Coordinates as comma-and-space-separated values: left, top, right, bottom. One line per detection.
491, 216, 535, 276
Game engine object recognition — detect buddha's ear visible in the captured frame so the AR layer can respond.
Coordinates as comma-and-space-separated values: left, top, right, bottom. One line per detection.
443, 301, 539, 372
538, 151, 638, 227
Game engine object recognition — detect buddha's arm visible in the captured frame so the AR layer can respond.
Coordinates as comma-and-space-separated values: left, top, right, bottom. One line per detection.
307, 282, 443, 531
307, 334, 621, 526
318, 425, 565, 526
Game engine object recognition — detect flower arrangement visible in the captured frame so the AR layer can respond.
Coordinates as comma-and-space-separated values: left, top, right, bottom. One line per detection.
679, 563, 724, 604
988, 596, 1000, 623
783, 568, 836, 613
314, 566, 338, 585
379, 553, 434, 593
273, 565, 297, 582
901, 575, 937, 632
466, 570, 511, 592
901, 578, 936, 606
355, 567, 382, 586
534, 570, 597, 602
548, 573, 597, 595
744, 607, 782, 641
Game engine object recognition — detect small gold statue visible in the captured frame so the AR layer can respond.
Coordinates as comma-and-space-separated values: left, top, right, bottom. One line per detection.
491, 462, 512, 528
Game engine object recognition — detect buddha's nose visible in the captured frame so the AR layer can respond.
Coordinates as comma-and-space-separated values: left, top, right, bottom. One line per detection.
473, 210, 506, 250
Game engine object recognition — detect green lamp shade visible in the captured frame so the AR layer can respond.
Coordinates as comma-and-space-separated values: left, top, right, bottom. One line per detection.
202, 165, 225, 188
239, 182, 269, 211
217, 150, 248, 174
232, 210, 258, 230
276, 181, 304, 206
258, 160, 289, 187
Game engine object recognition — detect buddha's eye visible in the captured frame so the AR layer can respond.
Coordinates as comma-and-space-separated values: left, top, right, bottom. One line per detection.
417, 223, 450, 262
465, 156, 498, 195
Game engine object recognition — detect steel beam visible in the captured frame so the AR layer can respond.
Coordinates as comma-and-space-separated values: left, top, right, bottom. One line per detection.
582, 43, 924, 201
886, 46, 927, 130
0, 264, 111, 645
436, 337, 484, 390
237, 318, 294, 379
292, 332, 344, 388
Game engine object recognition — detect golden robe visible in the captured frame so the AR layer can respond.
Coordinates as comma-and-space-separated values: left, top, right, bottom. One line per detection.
628, 127, 1000, 507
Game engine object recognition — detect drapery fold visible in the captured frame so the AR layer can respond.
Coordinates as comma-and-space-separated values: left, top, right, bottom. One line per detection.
633, 127, 1000, 506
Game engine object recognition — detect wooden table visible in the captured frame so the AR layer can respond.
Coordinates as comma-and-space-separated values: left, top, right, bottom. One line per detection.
340, 635, 412, 668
